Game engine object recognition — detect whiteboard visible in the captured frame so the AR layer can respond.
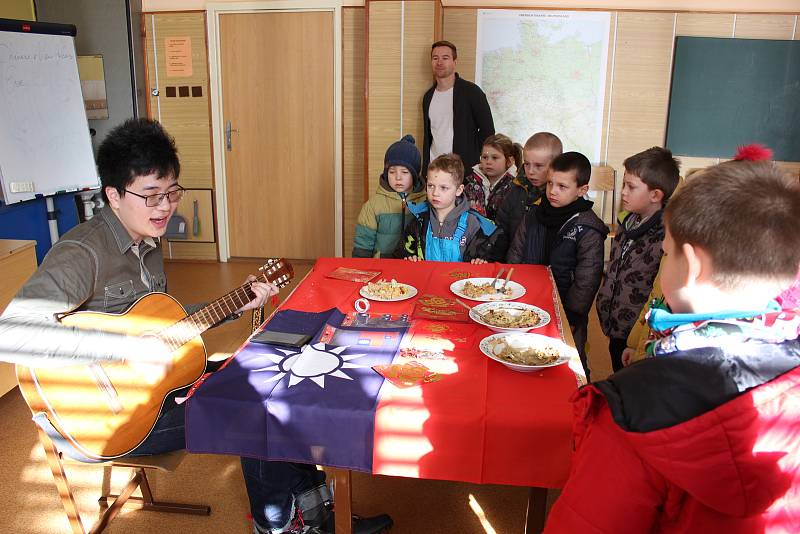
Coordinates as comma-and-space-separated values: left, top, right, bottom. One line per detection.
0, 21, 98, 204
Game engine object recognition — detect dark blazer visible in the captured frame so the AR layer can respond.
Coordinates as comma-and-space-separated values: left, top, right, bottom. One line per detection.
422, 73, 495, 173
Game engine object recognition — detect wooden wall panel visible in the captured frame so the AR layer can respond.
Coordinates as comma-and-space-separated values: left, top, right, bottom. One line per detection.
676, 13, 734, 36
144, 11, 217, 261
367, 2, 403, 196
605, 12, 674, 193
776, 161, 800, 180
144, 12, 213, 190
676, 156, 723, 176
169, 189, 215, 242
734, 14, 795, 39
442, 8, 477, 84
164, 241, 218, 261
343, 7, 366, 256
403, 2, 436, 153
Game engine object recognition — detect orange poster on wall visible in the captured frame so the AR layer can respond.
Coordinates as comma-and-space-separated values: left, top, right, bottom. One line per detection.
165, 37, 192, 77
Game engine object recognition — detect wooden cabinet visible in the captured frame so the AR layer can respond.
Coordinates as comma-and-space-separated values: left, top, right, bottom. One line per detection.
0, 240, 36, 397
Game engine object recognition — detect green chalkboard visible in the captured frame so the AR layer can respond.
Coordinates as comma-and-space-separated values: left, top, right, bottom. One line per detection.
666, 37, 800, 162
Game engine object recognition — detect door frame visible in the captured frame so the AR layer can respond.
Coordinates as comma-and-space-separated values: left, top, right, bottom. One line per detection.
207, 1, 344, 261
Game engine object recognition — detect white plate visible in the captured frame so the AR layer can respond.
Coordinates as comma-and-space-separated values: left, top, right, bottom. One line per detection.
450, 277, 526, 302
479, 332, 574, 373
359, 282, 418, 302
469, 302, 551, 333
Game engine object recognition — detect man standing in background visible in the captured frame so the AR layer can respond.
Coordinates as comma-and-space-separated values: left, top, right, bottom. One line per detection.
422, 40, 495, 174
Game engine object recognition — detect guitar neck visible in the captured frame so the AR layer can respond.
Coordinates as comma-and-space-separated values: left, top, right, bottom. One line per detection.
159, 274, 267, 350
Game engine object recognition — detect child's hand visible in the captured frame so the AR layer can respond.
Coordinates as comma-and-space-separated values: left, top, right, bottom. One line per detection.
621, 348, 635, 367
404, 256, 421, 262
470, 258, 487, 265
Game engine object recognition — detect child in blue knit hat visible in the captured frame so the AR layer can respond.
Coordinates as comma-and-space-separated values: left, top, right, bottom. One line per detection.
352, 135, 427, 258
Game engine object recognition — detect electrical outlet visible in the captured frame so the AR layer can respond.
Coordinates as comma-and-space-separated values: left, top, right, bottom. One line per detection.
10, 181, 35, 193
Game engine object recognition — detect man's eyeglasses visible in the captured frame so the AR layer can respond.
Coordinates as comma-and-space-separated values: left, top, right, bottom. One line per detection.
124, 186, 185, 207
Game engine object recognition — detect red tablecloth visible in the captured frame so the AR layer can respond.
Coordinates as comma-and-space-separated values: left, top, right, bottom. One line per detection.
276, 258, 577, 488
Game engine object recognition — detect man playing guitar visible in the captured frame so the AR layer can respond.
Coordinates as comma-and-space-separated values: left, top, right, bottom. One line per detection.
0, 119, 392, 534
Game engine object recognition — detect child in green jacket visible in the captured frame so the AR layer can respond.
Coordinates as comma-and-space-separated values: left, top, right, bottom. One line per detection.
352, 135, 427, 257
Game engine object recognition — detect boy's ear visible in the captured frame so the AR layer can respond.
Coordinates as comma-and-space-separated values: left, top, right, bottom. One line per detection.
650, 188, 665, 205
683, 242, 713, 285
578, 183, 590, 197
456, 183, 465, 196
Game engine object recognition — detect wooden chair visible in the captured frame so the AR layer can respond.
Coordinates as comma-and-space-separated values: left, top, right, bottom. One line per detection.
589, 165, 616, 235
36, 420, 210, 533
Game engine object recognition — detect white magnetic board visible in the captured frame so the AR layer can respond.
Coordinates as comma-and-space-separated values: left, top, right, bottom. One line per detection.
0, 20, 98, 204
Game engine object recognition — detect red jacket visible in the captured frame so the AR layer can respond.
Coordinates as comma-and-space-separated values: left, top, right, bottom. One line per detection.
545, 363, 800, 533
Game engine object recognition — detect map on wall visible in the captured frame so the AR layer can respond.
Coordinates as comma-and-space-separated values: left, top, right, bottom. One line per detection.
476, 10, 611, 163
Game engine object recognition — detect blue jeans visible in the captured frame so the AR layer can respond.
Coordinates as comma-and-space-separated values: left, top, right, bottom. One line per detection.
241, 458, 325, 533
127, 390, 323, 533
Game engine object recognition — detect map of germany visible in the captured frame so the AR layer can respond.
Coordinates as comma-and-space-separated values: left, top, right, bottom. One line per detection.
476, 11, 610, 162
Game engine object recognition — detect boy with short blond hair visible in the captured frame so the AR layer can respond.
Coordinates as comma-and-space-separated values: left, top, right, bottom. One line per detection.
496, 132, 563, 239
393, 153, 507, 263
507, 151, 608, 378
544, 161, 800, 533
596, 146, 680, 372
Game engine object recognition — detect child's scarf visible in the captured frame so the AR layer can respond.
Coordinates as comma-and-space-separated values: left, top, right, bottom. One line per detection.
644, 300, 799, 357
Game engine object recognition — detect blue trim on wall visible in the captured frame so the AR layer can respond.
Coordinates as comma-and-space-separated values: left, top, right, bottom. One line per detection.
0, 194, 80, 264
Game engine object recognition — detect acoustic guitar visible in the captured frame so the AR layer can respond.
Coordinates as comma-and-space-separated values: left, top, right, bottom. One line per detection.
16, 258, 293, 461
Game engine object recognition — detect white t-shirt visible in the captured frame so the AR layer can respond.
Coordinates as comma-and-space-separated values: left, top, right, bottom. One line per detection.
428, 87, 454, 161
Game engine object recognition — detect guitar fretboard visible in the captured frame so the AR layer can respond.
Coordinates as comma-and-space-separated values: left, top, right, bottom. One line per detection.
155, 260, 291, 351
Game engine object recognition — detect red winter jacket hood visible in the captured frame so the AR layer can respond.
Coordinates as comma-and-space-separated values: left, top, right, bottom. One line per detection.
545, 351, 800, 534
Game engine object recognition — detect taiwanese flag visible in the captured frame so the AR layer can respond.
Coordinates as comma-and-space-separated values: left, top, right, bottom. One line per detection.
186, 309, 407, 471
186, 258, 578, 489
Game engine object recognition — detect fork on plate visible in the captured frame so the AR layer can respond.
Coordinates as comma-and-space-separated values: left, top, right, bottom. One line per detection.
497, 268, 515, 293
491, 268, 505, 291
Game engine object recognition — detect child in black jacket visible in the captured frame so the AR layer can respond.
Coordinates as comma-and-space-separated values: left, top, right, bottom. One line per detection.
507, 152, 608, 379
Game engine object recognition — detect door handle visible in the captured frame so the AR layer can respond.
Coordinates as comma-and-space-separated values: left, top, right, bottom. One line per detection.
225, 121, 239, 151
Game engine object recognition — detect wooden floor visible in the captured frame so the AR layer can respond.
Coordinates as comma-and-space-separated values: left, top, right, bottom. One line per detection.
0, 259, 614, 534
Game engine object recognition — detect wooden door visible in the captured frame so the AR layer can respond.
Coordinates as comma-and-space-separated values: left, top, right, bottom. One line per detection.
220, 11, 335, 259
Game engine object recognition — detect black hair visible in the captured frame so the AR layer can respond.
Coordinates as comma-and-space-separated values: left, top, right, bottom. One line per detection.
96, 118, 180, 202
550, 151, 591, 187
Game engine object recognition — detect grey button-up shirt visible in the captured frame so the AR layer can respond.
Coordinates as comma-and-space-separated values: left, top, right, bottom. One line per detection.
0, 206, 170, 366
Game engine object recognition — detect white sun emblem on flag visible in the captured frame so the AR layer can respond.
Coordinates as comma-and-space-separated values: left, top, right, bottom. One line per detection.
253, 342, 369, 388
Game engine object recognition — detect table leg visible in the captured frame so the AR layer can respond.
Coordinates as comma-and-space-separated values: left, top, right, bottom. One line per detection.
333, 468, 352, 534
524, 487, 548, 534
